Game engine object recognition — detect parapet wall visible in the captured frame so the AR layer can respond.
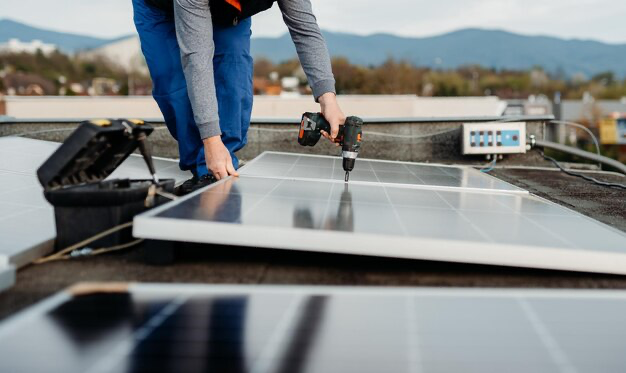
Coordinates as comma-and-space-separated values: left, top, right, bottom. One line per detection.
0, 116, 552, 167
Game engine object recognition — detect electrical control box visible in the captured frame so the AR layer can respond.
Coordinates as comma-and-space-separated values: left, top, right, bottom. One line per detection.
462, 122, 527, 155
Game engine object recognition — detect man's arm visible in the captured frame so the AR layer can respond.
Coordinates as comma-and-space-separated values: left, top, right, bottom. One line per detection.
277, 0, 335, 101
174, 0, 220, 140
278, 0, 345, 140
174, 0, 238, 179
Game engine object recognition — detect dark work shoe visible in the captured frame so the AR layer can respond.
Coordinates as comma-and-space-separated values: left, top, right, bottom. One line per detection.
176, 176, 199, 196
190, 174, 218, 193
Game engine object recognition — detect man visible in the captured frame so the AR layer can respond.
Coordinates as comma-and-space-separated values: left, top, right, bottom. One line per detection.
133, 0, 345, 193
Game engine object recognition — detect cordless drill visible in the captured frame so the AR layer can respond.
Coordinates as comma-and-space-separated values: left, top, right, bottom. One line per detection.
298, 112, 363, 182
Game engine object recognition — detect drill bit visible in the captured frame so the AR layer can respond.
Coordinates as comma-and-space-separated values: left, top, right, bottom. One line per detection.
345, 171, 350, 183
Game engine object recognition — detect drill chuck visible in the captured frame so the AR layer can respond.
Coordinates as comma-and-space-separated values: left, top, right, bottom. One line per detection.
342, 151, 358, 172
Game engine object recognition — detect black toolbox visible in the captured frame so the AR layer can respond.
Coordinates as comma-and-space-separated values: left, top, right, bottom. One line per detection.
37, 119, 175, 251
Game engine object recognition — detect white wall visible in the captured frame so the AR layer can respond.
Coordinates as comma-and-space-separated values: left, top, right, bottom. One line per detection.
2, 95, 507, 120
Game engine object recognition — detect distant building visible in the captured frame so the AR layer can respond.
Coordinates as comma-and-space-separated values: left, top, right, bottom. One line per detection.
562, 99, 626, 126
1, 72, 55, 96
0, 39, 56, 55
79, 36, 148, 74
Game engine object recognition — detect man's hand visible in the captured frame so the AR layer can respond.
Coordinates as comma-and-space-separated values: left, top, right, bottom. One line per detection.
203, 136, 239, 180
319, 92, 346, 144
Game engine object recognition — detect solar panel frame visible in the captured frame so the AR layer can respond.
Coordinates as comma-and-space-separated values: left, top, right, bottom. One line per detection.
134, 168, 626, 275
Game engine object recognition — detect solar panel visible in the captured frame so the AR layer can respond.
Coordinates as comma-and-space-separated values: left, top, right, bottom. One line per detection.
239, 152, 527, 194
0, 137, 190, 268
135, 152, 626, 275
1, 283, 626, 372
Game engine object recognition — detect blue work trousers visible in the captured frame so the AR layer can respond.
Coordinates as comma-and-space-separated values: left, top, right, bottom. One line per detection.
133, 0, 253, 176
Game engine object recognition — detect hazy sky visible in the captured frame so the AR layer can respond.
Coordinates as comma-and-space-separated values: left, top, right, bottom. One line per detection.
2, 0, 626, 43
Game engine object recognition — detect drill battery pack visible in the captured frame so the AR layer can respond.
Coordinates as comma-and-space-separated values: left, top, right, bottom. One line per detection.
37, 119, 175, 251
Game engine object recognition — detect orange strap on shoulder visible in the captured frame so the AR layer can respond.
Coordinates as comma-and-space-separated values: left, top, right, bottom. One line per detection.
224, 0, 242, 11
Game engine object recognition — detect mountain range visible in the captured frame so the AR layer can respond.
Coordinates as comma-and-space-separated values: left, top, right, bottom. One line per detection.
2, 18, 626, 78
252, 29, 626, 78
0, 19, 129, 53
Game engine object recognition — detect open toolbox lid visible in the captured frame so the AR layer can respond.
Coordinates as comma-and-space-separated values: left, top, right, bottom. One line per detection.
37, 119, 154, 190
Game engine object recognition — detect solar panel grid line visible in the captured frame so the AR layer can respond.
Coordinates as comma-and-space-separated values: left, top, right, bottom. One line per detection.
239, 157, 303, 224
517, 299, 578, 373
256, 150, 491, 172
237, 173, 529, 197
400, 163, 496, 243
524, 192, 626, 240
489, 195, 582, 250
239, 152, 528, 195
366, 160, 411, 236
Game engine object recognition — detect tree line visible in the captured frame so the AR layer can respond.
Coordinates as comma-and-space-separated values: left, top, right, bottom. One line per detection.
255, 57, 626, 100
2, 49, 626, 100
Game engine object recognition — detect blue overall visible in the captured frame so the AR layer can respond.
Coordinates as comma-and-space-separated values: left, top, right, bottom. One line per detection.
132, 0, 253, 177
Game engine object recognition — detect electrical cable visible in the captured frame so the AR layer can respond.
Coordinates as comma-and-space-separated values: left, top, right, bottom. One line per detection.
548, 120, 601, 157
5, 125, 460, 140
34, 221, 135, 264
540, 151, 626, 190
534, 139, 626, 175
89, 239, 144, 257
156, 189, 179, 201
547, 120, 602, 169
479, 155, 497, 173
361, 128, 459, 139
33, 182, 177, 264
37, 239, 145, 264
8, 117, 531, 141
249, 126, 460, 139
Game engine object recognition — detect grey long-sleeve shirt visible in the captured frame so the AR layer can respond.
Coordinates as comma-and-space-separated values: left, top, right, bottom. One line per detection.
174, 0, 336, 139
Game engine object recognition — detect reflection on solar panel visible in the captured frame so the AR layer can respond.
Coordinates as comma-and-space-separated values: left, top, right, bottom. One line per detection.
1, 283, 626, 373
0, 137, 190, 269
239, 152, 527, 194
135, 152, 626, 275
